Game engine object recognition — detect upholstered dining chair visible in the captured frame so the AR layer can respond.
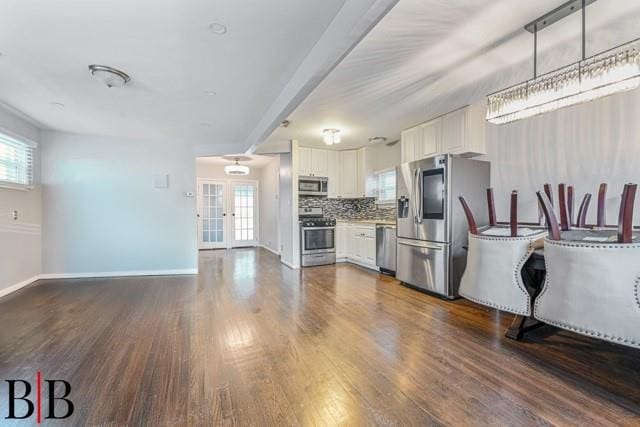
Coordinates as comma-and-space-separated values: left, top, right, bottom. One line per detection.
535, 184, 640, 349
458, 189, 547, 317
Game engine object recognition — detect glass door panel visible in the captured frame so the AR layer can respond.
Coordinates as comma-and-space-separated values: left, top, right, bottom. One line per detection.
198, 180, 226, 249
232, 182, 258, 247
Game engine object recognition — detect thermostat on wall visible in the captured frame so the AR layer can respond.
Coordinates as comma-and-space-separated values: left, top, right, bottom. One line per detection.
183, 191, 195, 197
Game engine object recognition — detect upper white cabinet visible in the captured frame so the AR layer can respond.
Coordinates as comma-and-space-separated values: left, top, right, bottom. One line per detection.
400, 103, 486, 163
339, 150, 359, 198
310, 148, 328, 177
297, 147, 329, 177
298, 147, 312, 176
420, 119, 442, 158
297, 146, 369, 198
326, 150, 340, 198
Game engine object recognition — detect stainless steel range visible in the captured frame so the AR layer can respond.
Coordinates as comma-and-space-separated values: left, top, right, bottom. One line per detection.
299, 207, 336, 267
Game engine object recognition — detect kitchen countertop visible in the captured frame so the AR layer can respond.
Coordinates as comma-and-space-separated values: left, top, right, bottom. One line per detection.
336, 219, 396, 226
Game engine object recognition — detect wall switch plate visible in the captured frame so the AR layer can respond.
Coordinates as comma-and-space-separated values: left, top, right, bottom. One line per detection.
153, 174, 169, 189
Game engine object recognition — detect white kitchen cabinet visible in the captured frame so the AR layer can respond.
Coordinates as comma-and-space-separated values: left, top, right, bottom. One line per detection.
337, 223, 377, 269
401, 126, 421, 163
298, 147, 312, 176
420, 119, 442, 159
442, 108, 466, 154
339, 150, 359, 198
400, 103, 486, 161
336, 222, 348, 258
311, 148, 328, 177
356, 148, 367, 198
326, 150, 340, 198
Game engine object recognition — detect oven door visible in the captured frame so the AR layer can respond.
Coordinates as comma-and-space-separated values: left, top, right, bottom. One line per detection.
301, 227, 335, 254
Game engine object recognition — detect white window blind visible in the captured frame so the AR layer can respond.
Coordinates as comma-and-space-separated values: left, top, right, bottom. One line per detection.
0, 132, 34, 187
366, 169, 396, 203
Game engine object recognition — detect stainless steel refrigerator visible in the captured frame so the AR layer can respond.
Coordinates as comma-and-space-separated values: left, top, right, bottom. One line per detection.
396, 154, 490, 298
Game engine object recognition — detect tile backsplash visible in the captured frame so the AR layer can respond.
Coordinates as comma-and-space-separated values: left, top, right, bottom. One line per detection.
299, 196, 396, 220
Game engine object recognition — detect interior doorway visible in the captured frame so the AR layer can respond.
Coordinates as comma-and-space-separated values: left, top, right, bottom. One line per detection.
197, 179, 259, 249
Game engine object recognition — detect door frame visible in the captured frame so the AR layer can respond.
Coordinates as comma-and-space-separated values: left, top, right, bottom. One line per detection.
197, 178, 228, 249
229, 179, 260, 248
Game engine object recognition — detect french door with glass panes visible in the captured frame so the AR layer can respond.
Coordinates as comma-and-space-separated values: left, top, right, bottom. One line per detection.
231, 181, 258, 247
198, 180, 227, 249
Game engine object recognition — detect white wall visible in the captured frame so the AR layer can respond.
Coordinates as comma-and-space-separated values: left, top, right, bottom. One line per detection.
483, 87, 640, 225
40, 131, 197, 275
259, 157, 280, 253
278, 152, 296, 267
366, 141, 401, 172
0, 105, 42, 294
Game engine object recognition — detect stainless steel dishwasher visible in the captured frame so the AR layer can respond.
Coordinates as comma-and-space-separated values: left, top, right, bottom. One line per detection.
376, 224, 396, 275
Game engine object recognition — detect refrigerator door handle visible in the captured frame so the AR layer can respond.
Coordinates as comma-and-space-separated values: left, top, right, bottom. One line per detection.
417, 168, 423, 224
413, 168, 420, 224
398, 239, 443, 250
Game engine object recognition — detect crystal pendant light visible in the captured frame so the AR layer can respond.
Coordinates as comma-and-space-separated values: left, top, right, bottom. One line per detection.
486, 0, 640, 125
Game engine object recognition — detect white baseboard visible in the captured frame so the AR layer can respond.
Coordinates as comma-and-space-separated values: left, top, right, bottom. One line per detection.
0, 275, 40, 299
259, 244, 280, 256
280, 259, 299, 269
39, 268, 198, 279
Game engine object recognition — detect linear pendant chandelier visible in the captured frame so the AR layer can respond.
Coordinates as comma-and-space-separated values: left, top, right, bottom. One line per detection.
486, 0, 640, 125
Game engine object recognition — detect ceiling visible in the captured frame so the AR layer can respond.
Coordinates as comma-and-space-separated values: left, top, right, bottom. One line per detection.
0, 0, 353, 146
265, 0, 640, 150
197, 154, 276, 168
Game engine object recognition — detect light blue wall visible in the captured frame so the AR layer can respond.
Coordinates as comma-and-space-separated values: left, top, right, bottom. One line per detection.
0, 105, 42, 292
40, 131, 198, 274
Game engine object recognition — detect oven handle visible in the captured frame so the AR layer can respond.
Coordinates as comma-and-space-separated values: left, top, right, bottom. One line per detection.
302, 227, 335, 231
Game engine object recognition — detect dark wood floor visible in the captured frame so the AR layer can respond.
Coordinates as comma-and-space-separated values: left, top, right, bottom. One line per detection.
1, 248, 639, 425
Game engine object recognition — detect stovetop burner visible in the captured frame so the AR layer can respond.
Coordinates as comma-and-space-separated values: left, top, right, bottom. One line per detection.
300, 218, 336, 227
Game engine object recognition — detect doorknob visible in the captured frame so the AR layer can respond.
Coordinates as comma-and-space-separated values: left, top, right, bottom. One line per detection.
223, 213, 226, 217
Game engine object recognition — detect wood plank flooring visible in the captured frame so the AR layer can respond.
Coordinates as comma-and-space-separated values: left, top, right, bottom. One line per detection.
1, 247, 639, 425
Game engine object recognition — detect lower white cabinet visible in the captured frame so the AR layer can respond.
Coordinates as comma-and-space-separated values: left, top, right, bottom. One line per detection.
335, 222, 377, 270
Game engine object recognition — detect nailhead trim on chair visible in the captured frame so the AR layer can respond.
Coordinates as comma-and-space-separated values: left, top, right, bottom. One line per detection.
534, 241, 640, 349
461, 233, 546, 316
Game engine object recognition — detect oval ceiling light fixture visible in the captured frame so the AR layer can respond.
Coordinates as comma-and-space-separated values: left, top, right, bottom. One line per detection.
208, 22, 227, 35
322, 128, 341, 145
224, 157, 250, 176
88, 64, 131, 88
368, 136, 387, 144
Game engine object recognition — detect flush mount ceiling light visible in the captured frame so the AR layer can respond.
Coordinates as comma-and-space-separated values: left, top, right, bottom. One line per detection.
208, 22, 227, 35
322, 128, 341, 145
487, 0, 640, 125
88, 64, 131, 88
224, 158, 250, 176
368, 136, 387, 144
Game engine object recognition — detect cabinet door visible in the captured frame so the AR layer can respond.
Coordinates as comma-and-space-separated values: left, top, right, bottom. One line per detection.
339, 150, 359, 198
336, 224, 347, 258
363, 235, 376, 265
311, 148, 328, 177
348, 226, 360, 259
298, 147, 312, 176
420, 119, 441, 158
326, 150, 340, 198
442, 109, 466, 153
401, 128, 415, 163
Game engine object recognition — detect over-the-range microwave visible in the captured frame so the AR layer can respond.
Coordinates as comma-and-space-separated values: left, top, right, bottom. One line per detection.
299, 176, 328, 196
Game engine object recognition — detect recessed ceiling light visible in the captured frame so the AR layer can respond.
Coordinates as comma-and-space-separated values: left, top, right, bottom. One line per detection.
88, 64, 131, 88
204, 90, 216, 96
368, 136, 387, 144
51, 102, 65, 108
208, 22, 227, 35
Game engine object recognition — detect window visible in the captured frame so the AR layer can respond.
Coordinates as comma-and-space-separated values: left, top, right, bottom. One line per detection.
0, 131, 35, 187
366, 168, 396, 204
